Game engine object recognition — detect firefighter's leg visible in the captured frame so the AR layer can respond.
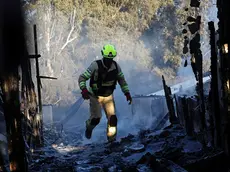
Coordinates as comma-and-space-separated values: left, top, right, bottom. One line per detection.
102, 95, 117, 142
85, 95, 102, 139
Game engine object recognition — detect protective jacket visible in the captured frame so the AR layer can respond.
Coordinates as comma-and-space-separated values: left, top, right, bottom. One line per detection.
78, 59, 129, 97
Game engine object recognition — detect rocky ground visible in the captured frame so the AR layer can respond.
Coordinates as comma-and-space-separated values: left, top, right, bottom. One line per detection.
28, 123, 229, 172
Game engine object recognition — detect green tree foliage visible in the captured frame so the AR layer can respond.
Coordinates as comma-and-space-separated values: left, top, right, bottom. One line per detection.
24, 0, 211, 105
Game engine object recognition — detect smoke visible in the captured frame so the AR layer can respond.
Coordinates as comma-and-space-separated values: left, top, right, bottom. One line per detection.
63, 30, 163, 144
40, 1, 217, 145
38, 22, 166, 145
177, 57, 194, 78
47, 17, 167, 144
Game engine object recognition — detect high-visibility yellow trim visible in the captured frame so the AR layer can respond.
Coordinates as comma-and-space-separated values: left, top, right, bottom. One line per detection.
80, 81, 86, 89
83, 70, 91, 79
117, 72, 124, 78
121, 85, 129, 92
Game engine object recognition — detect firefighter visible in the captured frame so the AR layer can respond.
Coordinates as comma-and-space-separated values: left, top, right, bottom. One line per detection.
78, 44, 132, 142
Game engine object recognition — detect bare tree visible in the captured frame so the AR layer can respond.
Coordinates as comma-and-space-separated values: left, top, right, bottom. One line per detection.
25, 1, 82, 105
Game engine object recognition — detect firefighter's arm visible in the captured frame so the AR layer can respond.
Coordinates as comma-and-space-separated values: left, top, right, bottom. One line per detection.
78, 61, 97, 90
116, 64, 130, 94
116, 64, 132, 104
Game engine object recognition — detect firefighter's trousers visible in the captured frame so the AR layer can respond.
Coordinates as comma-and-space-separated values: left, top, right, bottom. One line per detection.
86, 94, 117, 141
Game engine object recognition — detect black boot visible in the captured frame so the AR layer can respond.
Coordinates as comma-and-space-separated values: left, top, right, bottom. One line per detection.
85, 127, 93, 139
85, 120, 93, 139
85, 118, 100, 139
107, 134, 116, 142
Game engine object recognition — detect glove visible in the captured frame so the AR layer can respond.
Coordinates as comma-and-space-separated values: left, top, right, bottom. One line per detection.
81, 88, 90, 100
125, 92, 132, 105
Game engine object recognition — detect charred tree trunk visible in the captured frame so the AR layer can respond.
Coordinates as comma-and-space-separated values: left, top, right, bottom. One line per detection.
0, 2, 10, 171
190, 33, 206, 132
186, 1, 206, 135
20, 55, 39, 150
216, 0, 230, 155
0, 0, 29, 171
208, 21, 221, 147
182, 1, 206, 139
1, 74, 28, 172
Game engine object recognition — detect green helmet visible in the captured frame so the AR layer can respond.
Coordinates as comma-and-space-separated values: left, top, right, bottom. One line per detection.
101, 44, 117, 58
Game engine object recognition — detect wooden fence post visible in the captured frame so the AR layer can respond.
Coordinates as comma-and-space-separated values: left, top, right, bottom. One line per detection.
162, 75, 177, 124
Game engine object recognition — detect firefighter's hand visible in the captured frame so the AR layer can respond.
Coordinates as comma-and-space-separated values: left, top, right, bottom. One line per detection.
81, 88, 90, 100
125, 92, 132, 105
